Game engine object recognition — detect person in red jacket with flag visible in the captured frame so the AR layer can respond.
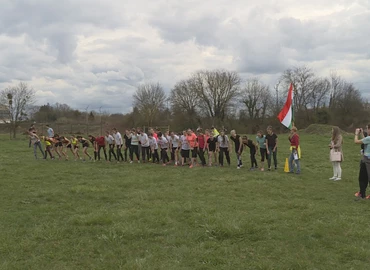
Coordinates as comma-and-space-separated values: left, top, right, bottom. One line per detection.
288, 127, 301, 174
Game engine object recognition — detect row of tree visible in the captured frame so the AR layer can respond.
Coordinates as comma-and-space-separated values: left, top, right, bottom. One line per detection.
1, 66, 368, 138
133, 66, 367, 131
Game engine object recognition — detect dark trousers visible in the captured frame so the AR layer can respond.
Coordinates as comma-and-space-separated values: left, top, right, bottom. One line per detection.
219, 147, 230, 166
124, 146, 130, 161
116, 145, 124, 161
171, 147, 176, 161
44, 145, 53, 159
108, 144, 117, 161
250, 150, 257, 168
97, 145, 107, 161
198, 148, 206, 166
141, 146, 150, 162
359, 157, 370, 198
161, 148, 169, 164
152, 149, 159, 163
267, 147, 277, 169
130, 145, 140, 161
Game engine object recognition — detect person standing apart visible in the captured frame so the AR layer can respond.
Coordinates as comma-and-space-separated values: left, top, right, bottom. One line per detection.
230, 130, 243, 169
288, 127, 301, 174
329, 126, 343, 181
354, 127, 370, 199
266, 126, 278, 171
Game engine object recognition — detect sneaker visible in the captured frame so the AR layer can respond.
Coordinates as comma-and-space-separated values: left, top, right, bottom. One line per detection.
237, 166, 240, 169
334, 177, 341, 181
130, 161, 133, 164
329, 176, 336, 180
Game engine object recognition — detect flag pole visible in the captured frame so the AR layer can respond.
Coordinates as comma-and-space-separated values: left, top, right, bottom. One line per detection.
291, 83, 295, 129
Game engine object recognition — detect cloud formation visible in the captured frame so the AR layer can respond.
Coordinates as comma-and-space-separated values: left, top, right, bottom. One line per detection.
0, 0, 369, 113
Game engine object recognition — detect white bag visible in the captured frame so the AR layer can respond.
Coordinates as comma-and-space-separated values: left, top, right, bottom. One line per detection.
330, 149, 341, 162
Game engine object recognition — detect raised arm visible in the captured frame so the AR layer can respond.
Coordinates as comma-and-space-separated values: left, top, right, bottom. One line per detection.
355, 129, 363, 144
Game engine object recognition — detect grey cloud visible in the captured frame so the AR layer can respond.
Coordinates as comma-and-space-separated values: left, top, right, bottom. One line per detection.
150, 15, 221, 46
1, 0, 370, 113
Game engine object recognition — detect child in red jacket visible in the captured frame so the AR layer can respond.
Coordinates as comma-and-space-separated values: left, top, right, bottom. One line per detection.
288, 127, 301, 174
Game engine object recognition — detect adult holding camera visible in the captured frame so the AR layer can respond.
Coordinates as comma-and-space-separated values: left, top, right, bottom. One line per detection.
360, 126, 368, 155
354, 127, 370, 199
329, 126, 343, 181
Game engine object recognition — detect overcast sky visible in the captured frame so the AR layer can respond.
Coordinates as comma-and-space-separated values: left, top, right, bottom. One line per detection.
0, 0, 369, 113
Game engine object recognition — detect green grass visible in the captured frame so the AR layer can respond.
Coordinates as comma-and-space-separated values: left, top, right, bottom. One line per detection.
0, 133, 369, 270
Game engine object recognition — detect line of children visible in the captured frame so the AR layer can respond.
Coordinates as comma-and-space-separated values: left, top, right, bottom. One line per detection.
29, 126, 281, 171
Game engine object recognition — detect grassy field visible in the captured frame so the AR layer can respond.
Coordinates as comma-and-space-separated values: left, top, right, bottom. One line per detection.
0, 133, 369, 270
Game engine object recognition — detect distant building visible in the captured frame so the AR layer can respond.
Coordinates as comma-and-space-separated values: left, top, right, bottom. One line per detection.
0, 104, 10, 123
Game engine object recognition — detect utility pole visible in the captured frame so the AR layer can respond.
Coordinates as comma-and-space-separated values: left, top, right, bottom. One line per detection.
85, 105, 89, 135
7, 93, 13, 139
274, 80, 281, 110
99, 106, 102, 136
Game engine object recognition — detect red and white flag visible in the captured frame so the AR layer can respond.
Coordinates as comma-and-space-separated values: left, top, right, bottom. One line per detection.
277, 83, 294, 129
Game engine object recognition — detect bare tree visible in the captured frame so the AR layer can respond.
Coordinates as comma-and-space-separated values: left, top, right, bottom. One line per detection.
241, 79, 272, 120
170, 79, 199, 117
309, 78, 331, 112
0, 82, 35, 138
329, 72, 344, 109
281, 66, 316, 113
170, 79, 200, 127
133, 82, 167, 126
192, 69, 241, 124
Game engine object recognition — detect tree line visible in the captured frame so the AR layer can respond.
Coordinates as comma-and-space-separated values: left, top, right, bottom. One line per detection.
1, 65, 368, 138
